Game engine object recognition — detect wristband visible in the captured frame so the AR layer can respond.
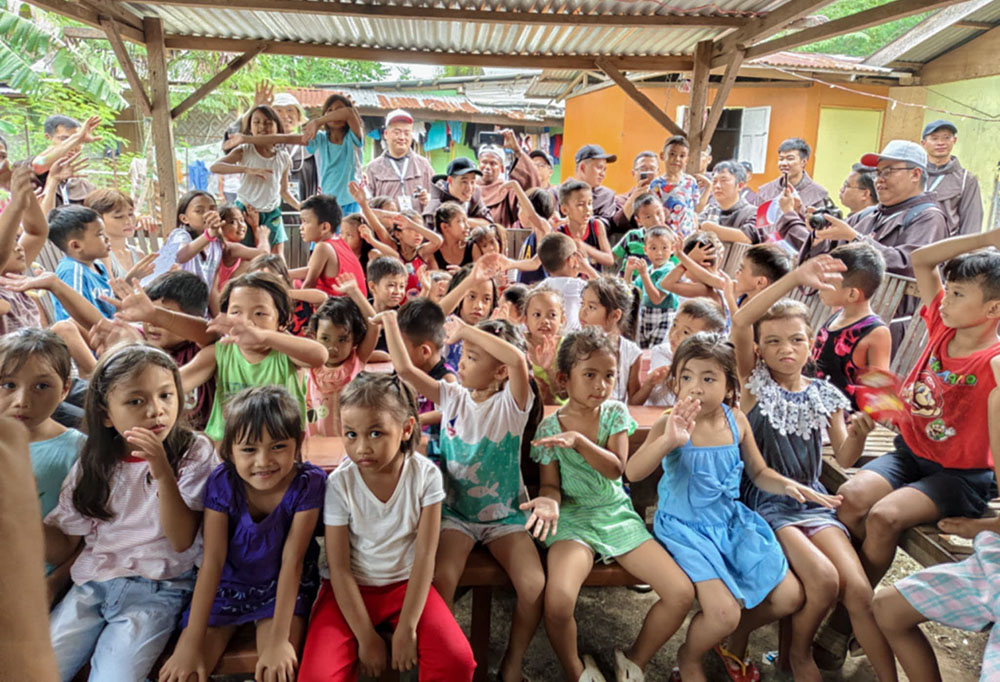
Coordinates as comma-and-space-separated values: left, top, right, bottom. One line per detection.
205, 232, 217, 242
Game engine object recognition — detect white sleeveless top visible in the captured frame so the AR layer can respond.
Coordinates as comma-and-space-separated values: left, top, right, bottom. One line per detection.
236, 144, 290, 212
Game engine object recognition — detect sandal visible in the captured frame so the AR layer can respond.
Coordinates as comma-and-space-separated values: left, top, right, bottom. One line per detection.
578, 655, 607, 682
614, 649, 644, 682
667, 669, 682, 682
813, 619, 851, 671
713, 645, 761, 682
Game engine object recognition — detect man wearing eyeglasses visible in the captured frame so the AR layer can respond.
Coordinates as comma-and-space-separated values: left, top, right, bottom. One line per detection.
921, 119, 982, 237
801, 140, 948, 347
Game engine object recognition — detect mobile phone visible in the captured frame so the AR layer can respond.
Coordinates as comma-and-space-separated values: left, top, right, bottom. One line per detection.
639, 171, 652, 180
780, 171, 789, 188
413, 188, 423, 197
478, 131, 504, 147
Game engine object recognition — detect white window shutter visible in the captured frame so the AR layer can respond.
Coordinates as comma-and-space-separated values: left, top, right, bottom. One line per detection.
738, 106, 771, 173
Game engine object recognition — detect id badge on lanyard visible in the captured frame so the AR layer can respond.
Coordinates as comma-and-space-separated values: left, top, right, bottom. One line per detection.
398, 194, 413, 211
392, 155, 411, 210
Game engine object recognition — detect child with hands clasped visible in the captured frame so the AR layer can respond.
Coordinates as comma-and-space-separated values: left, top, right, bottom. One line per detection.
624, 226, 678, 349
160, 386, 324, 682
180, 271, 329, 442
376, 309, 544, 682
578, 276, 642, 403
626, 333, 840, 682
523, 285, 568, 405
297, 373, 475, 682
148, 191, 224, 291
525, 327, 695, 682
44, 345, 218, 682
729, 256, 897, 682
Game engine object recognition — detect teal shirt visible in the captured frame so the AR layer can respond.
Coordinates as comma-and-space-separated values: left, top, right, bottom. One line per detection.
32, 428, 85, 575
632, 261, 678, 310
307, 129, 362, 208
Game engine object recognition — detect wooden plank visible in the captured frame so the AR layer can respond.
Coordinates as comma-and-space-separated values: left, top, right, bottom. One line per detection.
123, 0, 747, 27
98, 16, 152, 118
920, 25, 1000, 84
24, 0, 145, 42
162, 35, 694, 72
170, 42, 268, 119
743, 0, 961, 61
594, 58, 685, 136
864, 0, 994, 67
713, 0, 839, 64
954, 19, 995, 29
80, 0, 146, 35
686, 40, 713, 174
144, 17, 179, 236
702, 47, 744, 145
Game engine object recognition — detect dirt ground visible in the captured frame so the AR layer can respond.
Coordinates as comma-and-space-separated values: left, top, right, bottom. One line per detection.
450, 548, 986, 681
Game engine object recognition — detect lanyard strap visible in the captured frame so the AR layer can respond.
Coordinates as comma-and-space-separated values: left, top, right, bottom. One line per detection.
390, 154, 410, 186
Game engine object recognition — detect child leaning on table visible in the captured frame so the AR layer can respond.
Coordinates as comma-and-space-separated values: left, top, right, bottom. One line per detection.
297, 372, 475, 682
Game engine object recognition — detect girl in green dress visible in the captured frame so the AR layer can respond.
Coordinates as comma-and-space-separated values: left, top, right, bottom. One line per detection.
523, 327, 694, 682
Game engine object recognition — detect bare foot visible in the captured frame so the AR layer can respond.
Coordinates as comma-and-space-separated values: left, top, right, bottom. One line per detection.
789, 650, 823, 682
676, 644, 707, 682
938, 515, 1000, 539
499, 654, 527, 682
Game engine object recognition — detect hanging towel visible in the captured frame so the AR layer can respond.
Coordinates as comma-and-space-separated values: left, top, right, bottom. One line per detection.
448, 121, 463, 143
188, 160, 208, 190
426, 121, 448, 151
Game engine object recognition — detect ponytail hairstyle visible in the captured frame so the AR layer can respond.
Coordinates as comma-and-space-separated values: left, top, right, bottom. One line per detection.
219, 386, 303, 468
583, 275, 641, 341
74, 344, 194, 520
339, 372, 420, 454
667, 332, 739, 407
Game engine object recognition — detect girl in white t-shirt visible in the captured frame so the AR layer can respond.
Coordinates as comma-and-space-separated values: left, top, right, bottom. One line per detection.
578, 276, 643, 403
298, 372, 475, 682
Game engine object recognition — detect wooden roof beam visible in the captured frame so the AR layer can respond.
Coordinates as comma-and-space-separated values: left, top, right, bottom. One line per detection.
162, 35, 695, 71
594, 58, 685, 136
702, 48, 745, 145
129, 0, 746, 27
26, 0, 145, 42
98, 16, 152, 117
171, 42, 268, 119
714, 0, 839, 63
741, 0, 963, 61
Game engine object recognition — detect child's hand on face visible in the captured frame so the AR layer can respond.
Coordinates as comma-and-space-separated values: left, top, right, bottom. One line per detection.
796, 254, 846, 292
359, 225, 375, 244
391, 628, 418, 673
442, 315, 467, 345
687, 240, 715, 266
124, 427, 171, 479
256, 640, 298, 682
665, 396, 700, 447
520, 495, 559, 541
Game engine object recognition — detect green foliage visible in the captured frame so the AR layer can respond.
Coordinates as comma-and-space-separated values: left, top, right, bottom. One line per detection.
794, 0, 931, 56
439, 65, 485, 78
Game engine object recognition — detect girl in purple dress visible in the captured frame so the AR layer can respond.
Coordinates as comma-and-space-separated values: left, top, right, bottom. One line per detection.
160, 385, 326, 682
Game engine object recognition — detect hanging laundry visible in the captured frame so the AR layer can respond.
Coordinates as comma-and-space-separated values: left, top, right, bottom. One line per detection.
425, 121, 448, 151
448, 121, 463, 143
187, 159, 208, 191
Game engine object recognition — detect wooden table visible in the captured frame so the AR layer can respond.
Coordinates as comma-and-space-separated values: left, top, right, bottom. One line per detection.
303, 436, 345, 471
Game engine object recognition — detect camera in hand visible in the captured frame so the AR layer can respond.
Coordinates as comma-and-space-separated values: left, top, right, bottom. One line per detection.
809, 206, 844, 230
478, 131, 504, 147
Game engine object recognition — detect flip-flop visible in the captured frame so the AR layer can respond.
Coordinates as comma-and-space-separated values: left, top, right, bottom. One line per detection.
713, 645, 761, 682
667, 669, 682, 682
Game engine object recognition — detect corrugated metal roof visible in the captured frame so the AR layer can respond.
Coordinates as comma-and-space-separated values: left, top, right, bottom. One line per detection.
119, 0, 780, 62
881, 0, 1000, 64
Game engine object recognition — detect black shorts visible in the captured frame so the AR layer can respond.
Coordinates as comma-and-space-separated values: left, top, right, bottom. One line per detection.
862, 436, 996, 518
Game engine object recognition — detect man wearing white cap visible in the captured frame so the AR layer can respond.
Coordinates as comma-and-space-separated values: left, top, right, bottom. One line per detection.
799, 140, 948, 347
363, 109, 434, 212
476, 129, 541, 229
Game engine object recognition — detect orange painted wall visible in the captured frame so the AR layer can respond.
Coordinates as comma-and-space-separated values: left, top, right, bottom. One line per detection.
562, 81, 890, 194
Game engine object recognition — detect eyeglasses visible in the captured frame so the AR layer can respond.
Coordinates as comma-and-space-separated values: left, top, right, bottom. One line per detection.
875, 166, 913, 179
841, 183, 863, 190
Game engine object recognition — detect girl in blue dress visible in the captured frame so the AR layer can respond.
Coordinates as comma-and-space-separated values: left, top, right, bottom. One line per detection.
626, 332, 839, 682
160, 385, 325, 682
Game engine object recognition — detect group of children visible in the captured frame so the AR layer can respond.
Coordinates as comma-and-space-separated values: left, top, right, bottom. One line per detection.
4, 134, 1000, 682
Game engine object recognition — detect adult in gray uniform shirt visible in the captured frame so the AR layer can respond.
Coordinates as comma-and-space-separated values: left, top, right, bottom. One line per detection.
920, 119, 983, 236
364, 109, 434, 213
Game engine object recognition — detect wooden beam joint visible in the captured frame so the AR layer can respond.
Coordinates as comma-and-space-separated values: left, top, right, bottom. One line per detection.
98, 15, 152, 117
171, 42, 269, 119
594, 58, 684, 137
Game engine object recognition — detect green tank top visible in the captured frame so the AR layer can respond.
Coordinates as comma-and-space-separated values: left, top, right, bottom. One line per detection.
205, 342, 307, 441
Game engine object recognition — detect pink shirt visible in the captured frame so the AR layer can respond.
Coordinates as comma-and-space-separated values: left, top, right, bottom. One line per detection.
305, 352, 364, 438
45, 434, 218, 584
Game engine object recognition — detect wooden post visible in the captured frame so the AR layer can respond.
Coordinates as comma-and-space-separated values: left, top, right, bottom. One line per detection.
686, 40, 712, 175
702, 48, 745, 145
144, 16, 178, 235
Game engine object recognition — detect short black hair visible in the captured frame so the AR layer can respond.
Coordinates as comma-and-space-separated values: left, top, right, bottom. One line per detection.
712, 160, 747, 184
558, 178, 591, 207
851, 163, 878, 202
397, 297, 446, 348
301, 194, 342, 231
942, 249, 1000, 303
829, 242, 885, 300
633, 150, 658, 168
0, 327, 72, 386
744, 244, 792, 284
44, 115, 80, 136
220, 271, 292, 329
366, 255, 407, 285
144, 271, 209, 317
47, 205, 101, 253
308, 296, 367, 346
527, 187, 556, 219
538, 232, 576, 273
633, 192, 663, 214
778, 137, 811, 161
663, 135, 689, 152
645, 226, 672, 241
501, 284, 528, 317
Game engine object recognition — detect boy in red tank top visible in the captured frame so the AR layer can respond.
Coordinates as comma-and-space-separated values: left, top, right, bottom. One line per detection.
300, 194, 367, 299
837, 226, 1000, 585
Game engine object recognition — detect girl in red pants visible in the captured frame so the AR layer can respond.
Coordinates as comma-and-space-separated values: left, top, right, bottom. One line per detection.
298, 372, 476, 682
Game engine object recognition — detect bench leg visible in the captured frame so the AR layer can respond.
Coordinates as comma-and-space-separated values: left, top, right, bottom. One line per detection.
470, 586, 492, 682
777, 615, 792, 672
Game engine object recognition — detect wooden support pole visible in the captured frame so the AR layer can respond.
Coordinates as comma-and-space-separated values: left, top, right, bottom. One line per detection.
171, 43, 268, 119
686, 41, 712, 175
144, 16, 178, 235
594, 58, 685, 136
98, 16, 152, 118
701, 48, 745, 145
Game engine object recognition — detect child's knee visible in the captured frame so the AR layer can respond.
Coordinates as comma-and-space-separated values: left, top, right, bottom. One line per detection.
865, 501, 909, 538
771, 574, 806, 617
543, 585, 578, 620
802, 561, 840, 608
511, 564, 546, 603
841, 575, 875, 613
872, 587, 907, 632
701, 599, 741, 635
836, 483, 872, 524
656, 578, 696, 613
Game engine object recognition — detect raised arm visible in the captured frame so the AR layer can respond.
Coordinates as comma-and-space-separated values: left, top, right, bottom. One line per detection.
437, 253, 503, 315
910, 226, 1000, 307
102, 278, 216, 347
331, 273, 380, 362
32, 116, 101, 174
672, 236, 727, 290
625, 398, 698, 482
534, 426, 628, 480
0, 271, 104, 331
373, 310, 440, 404
180, 344, 218, 393
700, 221, 753, 245
0, 167, 30, 268
444, 315, 531, 409
222, 324, 328, 368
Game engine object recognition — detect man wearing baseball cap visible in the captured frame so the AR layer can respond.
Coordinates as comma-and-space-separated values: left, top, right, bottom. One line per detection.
791, 139, 948, 348
563, 144, 620, 225
363, 109, 435, 213
920, 119, 982, 236
422, 156, 492, 229
529, 150, 554, 190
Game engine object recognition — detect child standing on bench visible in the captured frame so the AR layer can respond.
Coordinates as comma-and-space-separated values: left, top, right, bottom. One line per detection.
376, 309, 544, 682
729, 256, 898, 682
525, 327, 694, 682
44, 345, 218, 682
626, 332, 839, 682
298, 372, 476, 682
160, 386, 325, 682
